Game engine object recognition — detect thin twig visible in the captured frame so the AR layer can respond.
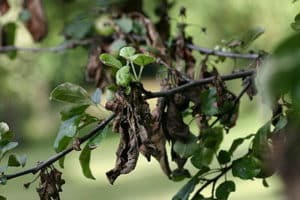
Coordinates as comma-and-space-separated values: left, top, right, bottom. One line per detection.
192, 165, 232, 199
5, 114, 115, 180
186, 43, 260, 60
0, 39, 94, 53
144, 69, 255, 99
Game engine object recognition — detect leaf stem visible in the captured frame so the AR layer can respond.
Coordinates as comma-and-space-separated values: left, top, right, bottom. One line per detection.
130, 61, 139, 81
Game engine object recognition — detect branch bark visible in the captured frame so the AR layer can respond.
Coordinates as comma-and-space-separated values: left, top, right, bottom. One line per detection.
186, 43, 260, 60
0, 39, 93, 53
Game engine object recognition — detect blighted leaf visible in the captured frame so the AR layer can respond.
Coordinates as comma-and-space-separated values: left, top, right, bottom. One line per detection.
1, 22, 17, 59
217, 150, 231, 165
99, 53, 122, 69
119, 46, 136, 59
54, 116, 79, 152
63, 13, 92, 39
79, 143, 95, 180
88, 125, 109, 149
172, 177, 199, 200
173, 135, 199, 158
116, 66, 131, 87
252, 122, 270, 158
0, 141, 18, 158
50, 82, 91, 104
115, 17, 133, 33
23, 0, 47, 42
215, 181, 236, 200
7, 154, 27, 167
0, 0, 10, 16
200, 88, 218, 116
91, 88, 102, 104
232, 155, 261, 180
131, 54, 155, 66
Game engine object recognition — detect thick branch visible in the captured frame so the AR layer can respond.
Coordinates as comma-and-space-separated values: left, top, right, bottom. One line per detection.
5, 114, 115, 180
144, 69, 255, 99
186, 43, 260, 60
0, 39, 93, 53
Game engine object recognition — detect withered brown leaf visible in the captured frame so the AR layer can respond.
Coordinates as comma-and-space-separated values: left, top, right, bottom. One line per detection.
23, 0, 47, 42
0, 0, 10, 16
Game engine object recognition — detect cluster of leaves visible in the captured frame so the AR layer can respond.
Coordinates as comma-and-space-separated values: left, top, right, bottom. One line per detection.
50, 83, 110, 179
0, 122, 27, 200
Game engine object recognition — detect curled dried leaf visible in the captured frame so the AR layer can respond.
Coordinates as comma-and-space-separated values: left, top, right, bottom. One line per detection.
0, 0, 10, 16
23, 0, 47, 42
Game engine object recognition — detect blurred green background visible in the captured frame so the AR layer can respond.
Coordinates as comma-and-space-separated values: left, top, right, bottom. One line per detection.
0, 0, 298, 199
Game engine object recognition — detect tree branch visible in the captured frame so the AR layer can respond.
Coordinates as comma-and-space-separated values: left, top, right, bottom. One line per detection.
4, 114, 116, 180
186, 43, 260, 60
144, 69, 255, 99
3, 69, 255, 182
0, 39, 94, 53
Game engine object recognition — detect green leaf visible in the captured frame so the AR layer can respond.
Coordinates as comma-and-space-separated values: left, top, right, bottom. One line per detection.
191, 148, 215, 169
241, 27, 265, 49
60, 104, 89, 121
228, 134, 254, 155
274, 116, 288, 132
131, 54, 156, 66
217, 150, 231, 165
116, 66, 132, 87
173, 135, 199, 158
19, 9, 31, 22
91, 88, 102, 104
215, 181, 236, 200
119, 46, 136, 59
0, 195, 6, 200
171, 168, 191, 182
115, 17, 133, 33
63, 14, 93, 39
7, 154, 27, 167
172, 177, 199, 200
79, 143, 95, 180
2, 22, 17, 59
0, 141, 18, 158
50, 82, 91, 104
252, 122, 270, 158
201, 127, 223, 151
54, 116, 79, 152
291, 13, 300, 31
88, 125, 109, 149
200, 88, 218, 116
0, 122, 9, 135
109, 39, 126, 53
232, 155, 261, 180
99, 53, 122, 69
